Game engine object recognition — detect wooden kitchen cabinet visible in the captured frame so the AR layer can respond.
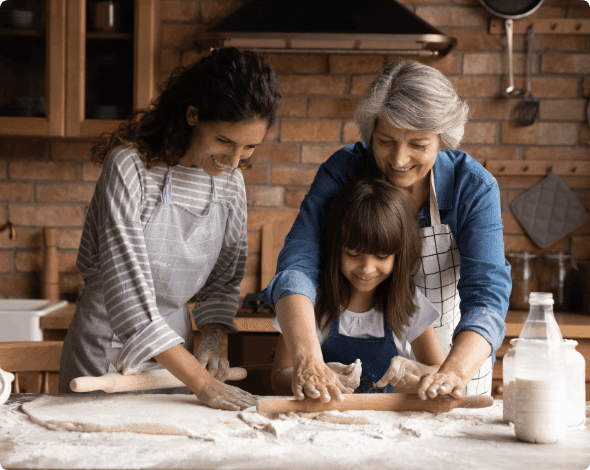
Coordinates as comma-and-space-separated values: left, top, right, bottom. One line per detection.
0, 0, 157, 138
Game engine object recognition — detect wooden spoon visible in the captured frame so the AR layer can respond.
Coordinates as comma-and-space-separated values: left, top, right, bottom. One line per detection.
257, 393, 493, 414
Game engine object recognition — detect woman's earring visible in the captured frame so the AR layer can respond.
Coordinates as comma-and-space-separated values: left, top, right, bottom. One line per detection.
186, 106, 198, 126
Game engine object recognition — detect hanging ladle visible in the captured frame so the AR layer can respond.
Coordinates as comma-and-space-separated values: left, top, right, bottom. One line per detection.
503, 19, 525, 97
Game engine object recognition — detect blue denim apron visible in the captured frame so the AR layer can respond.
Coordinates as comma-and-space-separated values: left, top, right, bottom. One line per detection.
321, 317, 398, 393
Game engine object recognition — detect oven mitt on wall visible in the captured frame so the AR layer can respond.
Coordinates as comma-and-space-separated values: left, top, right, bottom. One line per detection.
510, 172, 587, 248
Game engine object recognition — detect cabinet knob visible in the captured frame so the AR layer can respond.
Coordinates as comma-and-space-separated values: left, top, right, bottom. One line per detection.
494, 385, 503, 395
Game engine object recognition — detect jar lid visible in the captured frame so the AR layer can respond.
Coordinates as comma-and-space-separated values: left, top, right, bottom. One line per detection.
528, 292, 554, 305
508, 250, 537, 259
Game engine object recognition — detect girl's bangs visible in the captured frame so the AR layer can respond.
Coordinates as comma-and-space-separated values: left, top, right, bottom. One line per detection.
341, 202, 402, 255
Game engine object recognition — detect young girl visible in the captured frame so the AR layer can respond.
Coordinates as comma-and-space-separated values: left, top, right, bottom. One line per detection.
271, 178, 445, 395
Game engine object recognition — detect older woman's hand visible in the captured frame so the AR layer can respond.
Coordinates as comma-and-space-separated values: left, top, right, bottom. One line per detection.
293, 359, 353, 402
416, 371, 466, 400
375, 357, 439, 389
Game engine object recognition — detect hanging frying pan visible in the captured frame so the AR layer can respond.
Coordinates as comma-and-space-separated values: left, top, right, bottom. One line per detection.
479, 0, 545, 97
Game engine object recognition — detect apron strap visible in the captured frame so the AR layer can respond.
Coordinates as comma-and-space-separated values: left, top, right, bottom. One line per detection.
162, 167, 173, 206
429, 169, 441, 226
211, 176, 219, 202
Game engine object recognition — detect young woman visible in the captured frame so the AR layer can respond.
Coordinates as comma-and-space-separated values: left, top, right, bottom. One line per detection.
59, 47, 281, 411
271, 178, 445, 395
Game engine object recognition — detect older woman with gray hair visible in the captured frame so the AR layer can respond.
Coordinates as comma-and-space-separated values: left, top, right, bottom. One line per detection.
260, 59, 510, 402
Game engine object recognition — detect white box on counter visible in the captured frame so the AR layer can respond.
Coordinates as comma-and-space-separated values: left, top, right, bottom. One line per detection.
0, 299, 68, 341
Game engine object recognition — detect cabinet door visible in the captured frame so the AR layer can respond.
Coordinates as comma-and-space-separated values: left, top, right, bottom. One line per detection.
65, 0, 157, 137
0, 0, 66, 136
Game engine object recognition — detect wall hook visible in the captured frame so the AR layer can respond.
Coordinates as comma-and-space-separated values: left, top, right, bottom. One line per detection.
0, 221, 15, 240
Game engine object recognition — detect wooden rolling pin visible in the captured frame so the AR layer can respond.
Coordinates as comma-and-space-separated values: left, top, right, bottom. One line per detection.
257, 393, 493, 414
71, 367, 247, 393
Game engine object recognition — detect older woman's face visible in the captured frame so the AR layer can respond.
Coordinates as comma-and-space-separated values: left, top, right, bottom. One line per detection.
371, 119, 440, 192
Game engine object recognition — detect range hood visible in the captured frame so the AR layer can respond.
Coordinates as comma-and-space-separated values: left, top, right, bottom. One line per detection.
194, 0, 456, 57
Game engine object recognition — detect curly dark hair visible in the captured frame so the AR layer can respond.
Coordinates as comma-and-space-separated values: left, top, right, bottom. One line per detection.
91, 47, 281, 169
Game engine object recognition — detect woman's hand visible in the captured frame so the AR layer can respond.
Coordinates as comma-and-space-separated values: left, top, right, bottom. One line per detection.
293, 358, 353, 402
375, 356, 439, 389
196, 324, 230, 382
193, 377, 257, 411
416, 371, 465, 400
326, 359, 362, 391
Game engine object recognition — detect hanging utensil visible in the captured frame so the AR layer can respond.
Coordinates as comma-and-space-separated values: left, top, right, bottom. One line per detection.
479, 0, 546, 98
517, 27, 539, 126
503, 19, 525, 97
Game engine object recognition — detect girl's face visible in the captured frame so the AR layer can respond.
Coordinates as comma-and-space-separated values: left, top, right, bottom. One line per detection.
340, 247, 395, 297
179, 106, 268, 176
371, 119, 440, 192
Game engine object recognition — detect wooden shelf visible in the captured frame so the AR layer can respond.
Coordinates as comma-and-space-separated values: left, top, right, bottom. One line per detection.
0, 27, 44, 37
490, 18, 590, 35
86, 31, 132, 40
485, 160, 590, 177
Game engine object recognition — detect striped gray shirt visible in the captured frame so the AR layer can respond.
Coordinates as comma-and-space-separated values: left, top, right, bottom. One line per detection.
77, 146, 247, 373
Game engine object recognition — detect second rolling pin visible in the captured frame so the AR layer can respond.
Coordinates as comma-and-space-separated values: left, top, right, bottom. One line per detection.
257, 393, 493, 414
71, 367, 247, 393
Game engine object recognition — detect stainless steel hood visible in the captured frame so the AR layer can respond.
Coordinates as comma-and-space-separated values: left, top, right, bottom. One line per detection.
194, 0, 456, 57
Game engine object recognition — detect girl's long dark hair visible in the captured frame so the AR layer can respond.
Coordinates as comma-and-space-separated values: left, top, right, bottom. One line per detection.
91, 47, 281, 168
315, 177, 422, 339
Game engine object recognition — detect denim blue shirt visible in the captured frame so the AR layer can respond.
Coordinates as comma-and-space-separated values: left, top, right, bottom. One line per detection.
260, 141, 511, 361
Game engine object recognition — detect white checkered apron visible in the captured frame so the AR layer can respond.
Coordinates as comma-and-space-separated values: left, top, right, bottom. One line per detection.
413, 171, 493, 396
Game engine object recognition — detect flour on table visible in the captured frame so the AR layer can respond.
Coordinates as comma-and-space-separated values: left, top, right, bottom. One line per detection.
21, 394, 256, 441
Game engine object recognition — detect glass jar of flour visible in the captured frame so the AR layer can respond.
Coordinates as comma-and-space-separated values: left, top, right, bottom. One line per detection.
563, 339, 586, 427
502, 338, 518, 422
513, 292, 566, 444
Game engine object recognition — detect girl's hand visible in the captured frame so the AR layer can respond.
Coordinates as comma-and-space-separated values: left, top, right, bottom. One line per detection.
293, 359, 354, 402
196, 324, 230, 382
416, 371, 466, 400
326, 359, 362, 390
193, 377, 258, 411
375, 356, 439, 389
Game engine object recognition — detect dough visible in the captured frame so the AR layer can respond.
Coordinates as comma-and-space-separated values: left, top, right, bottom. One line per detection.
21, 394, 255, 441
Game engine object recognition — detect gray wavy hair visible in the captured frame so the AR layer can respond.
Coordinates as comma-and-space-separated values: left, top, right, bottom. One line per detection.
354, 60, 469, 151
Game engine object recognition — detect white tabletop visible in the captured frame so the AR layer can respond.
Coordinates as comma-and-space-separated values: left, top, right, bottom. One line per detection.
1, 395, 589, 470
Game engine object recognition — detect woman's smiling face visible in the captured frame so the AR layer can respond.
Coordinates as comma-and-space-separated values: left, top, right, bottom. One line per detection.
179, 106, 268, 176
371, 119, 440, 192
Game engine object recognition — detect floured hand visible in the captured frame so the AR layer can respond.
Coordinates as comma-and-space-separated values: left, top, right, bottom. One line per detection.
293, 359, 353, 402
375, 356, 439, 389
196, 324, 230, 382
416, 371, 465, 400
326, 359, 362, 390
194, 378, 257, 411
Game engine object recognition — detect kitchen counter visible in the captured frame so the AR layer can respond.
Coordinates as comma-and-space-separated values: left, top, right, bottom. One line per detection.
39, 303, 278, 338
37, 305, 590, 398
1, 394, 588, 470
39, 304, 590, 337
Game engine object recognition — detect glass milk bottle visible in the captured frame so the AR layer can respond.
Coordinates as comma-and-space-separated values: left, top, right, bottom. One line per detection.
502, 339, 518, 422
563, 339, 586, 427
513, 292, 566, 444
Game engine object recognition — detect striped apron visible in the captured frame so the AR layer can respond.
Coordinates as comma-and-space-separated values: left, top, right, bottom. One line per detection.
59, 167, 228, 393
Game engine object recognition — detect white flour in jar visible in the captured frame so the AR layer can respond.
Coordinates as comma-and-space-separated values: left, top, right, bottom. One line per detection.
513, 377, 567, 444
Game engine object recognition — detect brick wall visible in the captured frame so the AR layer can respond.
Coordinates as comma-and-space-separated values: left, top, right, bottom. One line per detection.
0, 0, 589, 303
